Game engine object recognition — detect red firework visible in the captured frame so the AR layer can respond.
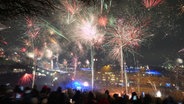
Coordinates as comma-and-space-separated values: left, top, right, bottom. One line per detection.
20, 47, 27, 52
107, 18, 150, 60
62, 0, 81, 15
0, 36, 8, 45
143, 0, 164, 8
26, 17, 40, 38
19, 73, 33, 85
26, 17, 33, 28
98, 16, 108, 27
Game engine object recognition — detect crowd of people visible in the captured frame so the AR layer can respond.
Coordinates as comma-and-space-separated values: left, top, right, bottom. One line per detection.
0, 84, 183, 104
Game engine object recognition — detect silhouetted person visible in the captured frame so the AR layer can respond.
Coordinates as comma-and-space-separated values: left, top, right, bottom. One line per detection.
48, 86, 67, 104
87, 91, 97, 104
105, 90, 113, 103
72, 90, 82, 104
163, 96, 177, 104
130, 92, 139, 104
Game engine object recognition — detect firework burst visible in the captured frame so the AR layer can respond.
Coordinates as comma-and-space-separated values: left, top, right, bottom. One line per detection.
71, 12, 105, 47
26, 17, 41, 38
18, 73, 33, 85
62, 0, 82, 15
58, 0, 83, 24
100, 0, 112, 14
24, 17, 67, 59
143, 0, 164, 9
98, 16, 108, 27
106, 17, 150, 60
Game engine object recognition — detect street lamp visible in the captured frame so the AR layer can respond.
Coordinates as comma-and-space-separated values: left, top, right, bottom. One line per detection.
120, 46, 128, 94
27, 52, 36, 88
91, 46, 94, 90
175, 58, 183, 90
31, 40, 36, 89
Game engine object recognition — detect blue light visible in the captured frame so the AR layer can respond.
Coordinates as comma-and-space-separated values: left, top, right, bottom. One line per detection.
165, 83, 171, 87
126, 68, 140, 73
145, 69, 161, 75
80, 68, 91, 71
65, 81, 91, 91
73, 81, 81, 87
73, 82, 82, 90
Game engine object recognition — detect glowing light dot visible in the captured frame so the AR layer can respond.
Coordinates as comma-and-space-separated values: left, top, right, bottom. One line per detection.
156, 91, 161, 97
83, 82, 89, 87
176, 58, 183, 64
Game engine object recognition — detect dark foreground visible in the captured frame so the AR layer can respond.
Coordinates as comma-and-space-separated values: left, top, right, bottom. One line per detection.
0, 84, 184, 104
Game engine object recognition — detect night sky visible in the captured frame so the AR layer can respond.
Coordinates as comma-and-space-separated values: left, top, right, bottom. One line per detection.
0, 0, 184, 66
138, 0, 184, 65
113, 0, 184, 66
